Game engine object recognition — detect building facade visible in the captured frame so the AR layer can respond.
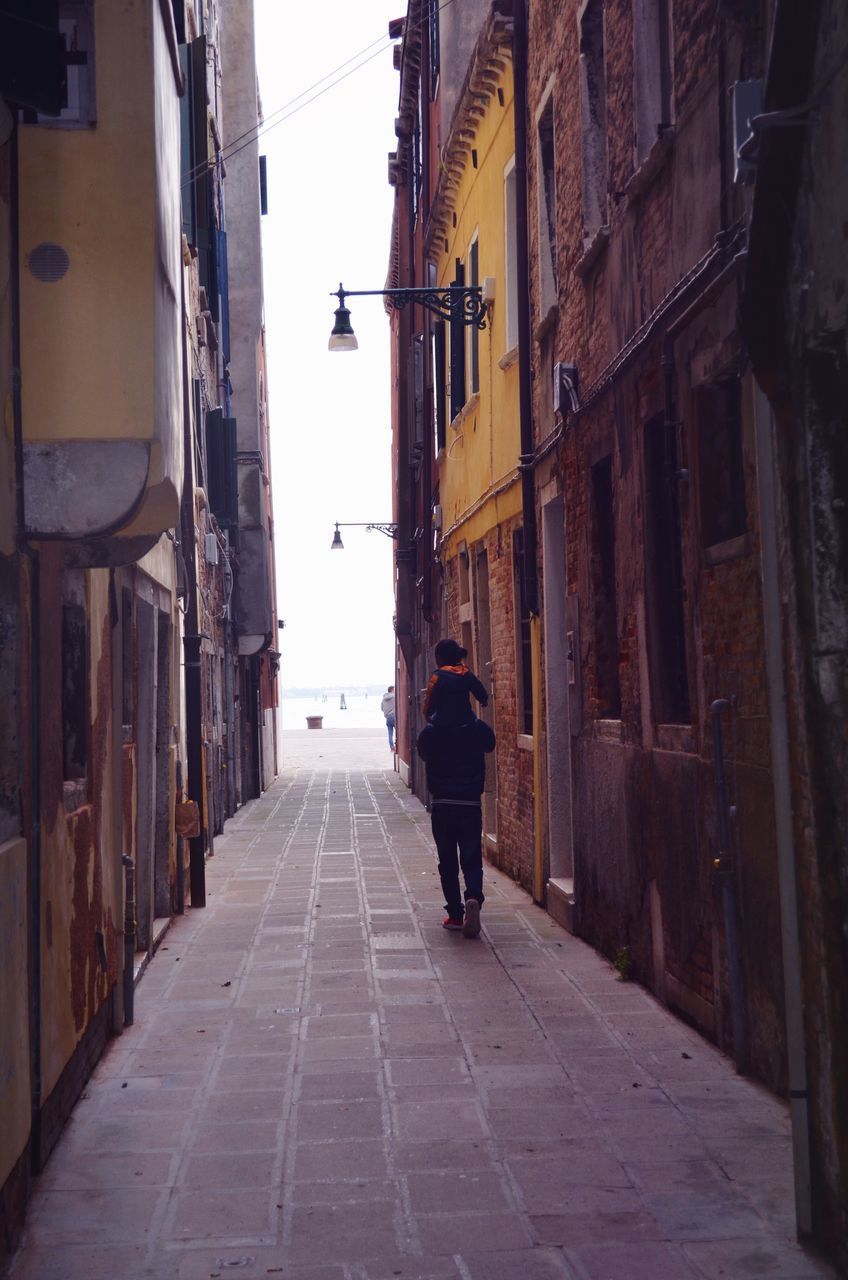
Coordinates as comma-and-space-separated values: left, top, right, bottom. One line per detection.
386, 0, 846, 1264
0, 0, 279, 1259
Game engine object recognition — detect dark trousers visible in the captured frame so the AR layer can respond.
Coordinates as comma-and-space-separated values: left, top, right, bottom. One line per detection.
431, 801, 484, 918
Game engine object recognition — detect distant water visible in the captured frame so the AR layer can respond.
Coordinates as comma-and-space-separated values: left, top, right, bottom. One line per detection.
281, 693, 386, 731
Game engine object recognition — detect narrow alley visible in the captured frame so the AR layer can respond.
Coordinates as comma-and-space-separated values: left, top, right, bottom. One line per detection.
7, 732, 834, 1280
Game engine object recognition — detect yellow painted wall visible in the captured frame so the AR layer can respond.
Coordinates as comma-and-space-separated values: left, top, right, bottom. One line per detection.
437, 62, 522, 554
19, 1, 155, 445
18, 1, 183, 531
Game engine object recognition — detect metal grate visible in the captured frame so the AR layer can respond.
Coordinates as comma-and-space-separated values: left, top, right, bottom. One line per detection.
27, 242, 70, 282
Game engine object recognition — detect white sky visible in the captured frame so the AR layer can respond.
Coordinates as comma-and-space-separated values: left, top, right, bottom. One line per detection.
253, 2, 400, 690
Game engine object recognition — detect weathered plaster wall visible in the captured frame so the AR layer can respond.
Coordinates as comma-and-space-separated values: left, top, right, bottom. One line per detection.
38, 552, 119, 1100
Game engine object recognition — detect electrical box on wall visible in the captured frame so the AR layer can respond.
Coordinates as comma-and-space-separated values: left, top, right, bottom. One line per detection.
553, 362, 579, 416
731, 79, 763, 184
205, 532, 219, 565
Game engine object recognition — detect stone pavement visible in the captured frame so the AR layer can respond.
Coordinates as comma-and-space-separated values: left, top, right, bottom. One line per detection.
8, 729, 836, 1280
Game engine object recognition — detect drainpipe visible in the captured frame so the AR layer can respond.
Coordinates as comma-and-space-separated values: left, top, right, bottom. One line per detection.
751, 384, 812, 1235
179, 266, 206, 908
9, 115, 44, 1174
511, 0, 538, 619
511, 0, 545, 896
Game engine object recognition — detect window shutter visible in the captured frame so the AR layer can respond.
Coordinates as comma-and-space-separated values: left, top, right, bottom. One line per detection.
223, 417, 238, 527
205, 407, 225, 519
191, 37, 210, 265
434, 321, 446, 452
449, 264, 466, 422
218, 227, 229, 360
179, 43, 195, 243
413, 333, 425, 448
259, 155, 268, 215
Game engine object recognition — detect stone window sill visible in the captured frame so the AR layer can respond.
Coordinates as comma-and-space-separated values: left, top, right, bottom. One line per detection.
450, 391, 480, 432
575, 224, 610, 280
498, 345, 519, 370
655, 723, 695, 754
534, 304, 558, 343
594, 718, 622, 742
63, 782, 90, 814
702, 532, 750, 566
624, 130, 674, 205
517, 733, 534, 752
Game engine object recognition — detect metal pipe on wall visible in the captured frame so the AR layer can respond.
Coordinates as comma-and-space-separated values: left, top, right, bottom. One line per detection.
511, 0, 539, 619
752, 383, 812, 1236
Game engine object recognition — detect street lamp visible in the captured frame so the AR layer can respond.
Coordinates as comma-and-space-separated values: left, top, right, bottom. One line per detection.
330, 521, 399, 550
328, 282, 489, 351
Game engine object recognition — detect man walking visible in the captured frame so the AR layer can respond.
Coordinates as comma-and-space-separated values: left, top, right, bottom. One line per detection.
381, 685, 396, 750
417, 707, 495, 938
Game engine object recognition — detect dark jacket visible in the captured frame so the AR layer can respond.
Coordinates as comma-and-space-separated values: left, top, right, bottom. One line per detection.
417, 716, 496, 801
422, 665, 488, 728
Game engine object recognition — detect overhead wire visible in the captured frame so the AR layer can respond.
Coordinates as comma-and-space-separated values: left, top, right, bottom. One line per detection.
181, 0, 456, 189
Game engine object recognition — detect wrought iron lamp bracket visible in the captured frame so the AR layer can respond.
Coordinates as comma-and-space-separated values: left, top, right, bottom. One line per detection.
333, 284, 487, 330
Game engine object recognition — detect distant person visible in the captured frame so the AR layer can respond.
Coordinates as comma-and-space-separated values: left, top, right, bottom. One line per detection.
340, 692, 347, 710
381, 685, 396, 750
422, 638, 488, 728
417, 703, 496, 938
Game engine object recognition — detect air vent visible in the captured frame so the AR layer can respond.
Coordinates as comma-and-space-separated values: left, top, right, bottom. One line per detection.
28, 243, 70, 282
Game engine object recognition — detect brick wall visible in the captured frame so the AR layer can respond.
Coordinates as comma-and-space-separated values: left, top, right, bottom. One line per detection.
526, 0, 785, 1087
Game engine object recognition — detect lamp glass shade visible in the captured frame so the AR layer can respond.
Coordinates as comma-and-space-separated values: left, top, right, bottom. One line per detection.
328, 302, 358, 352
330, 528, 344, 550
328, 331, 358, 352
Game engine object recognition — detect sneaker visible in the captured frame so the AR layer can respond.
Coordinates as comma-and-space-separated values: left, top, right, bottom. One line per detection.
462, 898, 481, 938
442, 916, 464, 931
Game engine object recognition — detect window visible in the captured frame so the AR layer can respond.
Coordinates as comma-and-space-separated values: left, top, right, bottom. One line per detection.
62, 570, 88, 783
504, 158, 519, 351
644, 414, 690, 722
513, 529, 534, 735
412, 332, 425, 460
33, 0, 95, 127
205, 409, 238, 527
579, 0, 609, 242
412, 77, 423, 227
633, 0, 672, 164
429, 0, 440, 97
536, 99, 557, 313
433, 321, 447, 452
468, 235, 480, 396
696, 377, 746, 547
121, 587, 134, 737
590, 456, 620, 717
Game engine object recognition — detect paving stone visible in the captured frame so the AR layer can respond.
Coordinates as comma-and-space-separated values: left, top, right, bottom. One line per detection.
404, 1168, 514, 1213
564, 1240, 701, 1278
413, 1210, 534, 1254
292, 1138, 390, 1181
287, 1200, 401, 1264
8, 732, 836, 1280
164, 1187, 278, 1240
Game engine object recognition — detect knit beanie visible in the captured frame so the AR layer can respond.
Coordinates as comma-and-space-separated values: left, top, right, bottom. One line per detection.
435, 638, 467, 666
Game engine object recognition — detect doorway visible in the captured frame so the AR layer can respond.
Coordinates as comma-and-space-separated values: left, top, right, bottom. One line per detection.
153, 611, 171, 921
473, 546, 498, 849
134, 598, 157, 954
542, 496, 575, 930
